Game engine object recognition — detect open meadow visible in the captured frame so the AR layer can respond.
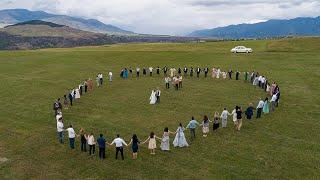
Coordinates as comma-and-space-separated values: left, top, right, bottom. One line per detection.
0, 37, 319, 179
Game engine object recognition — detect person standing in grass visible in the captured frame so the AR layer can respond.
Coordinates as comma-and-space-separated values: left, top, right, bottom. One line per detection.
231, 106, 239, 128
129, 67, 133, 77
173, 123, 189, 147
196, 67, 201, 78
186, 116, 200, 141
200, 115, 211, 137
79, 128, 87, 152
245, 103, 254, 120
244, 71, 249, 81
160, 127, 174, 151
220, 108, 231, 128
190, 67, 194, 77
128, 134, 140, 159
57, 117, 64, 144
263, 97, 270, 114
178, 75, 183, 88
88, 78, 93, 91
87, 133, 96, 155
66, 125, 76, 149
96, 75, 100, 87
63, 95, 69, 109
163, 66, 168, 76
228, 69, 233, 79
183, 66, 188, 76
164, 75, 171, 89
68, 90, 73, 106
142, 132, 161, 155
110, 134, 128, 160
136, 67, 140, 77
236, 70, 240, 80
156, 66, 160, 75
53, 98, 62, 116
97, 134, 106, 159
143, 67, 147, 76
213, 112, 220, 131
204, 67, 209, 78
270, 93, 278, 112
256, 98, 264, 118
236, 107, 243, 131
108, 71, 113, 82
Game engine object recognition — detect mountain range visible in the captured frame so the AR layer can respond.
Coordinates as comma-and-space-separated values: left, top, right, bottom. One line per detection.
0, 9, 133, 35
189, 17, 320, 39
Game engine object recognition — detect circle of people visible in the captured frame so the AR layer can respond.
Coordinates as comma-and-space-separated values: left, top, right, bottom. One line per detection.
53, 66, 281, 160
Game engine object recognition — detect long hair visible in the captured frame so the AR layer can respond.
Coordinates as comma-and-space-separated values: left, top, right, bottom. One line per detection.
203, 115, 209, 123
150, 132, 155, 138
132, 134, 139, 143
164, 127, 169, 132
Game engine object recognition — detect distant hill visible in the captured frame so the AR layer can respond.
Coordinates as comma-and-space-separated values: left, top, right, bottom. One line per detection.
1, 20, 102, 38
0, 20, 199, 50
189, 17, 320, 39
0, 9, 133, 35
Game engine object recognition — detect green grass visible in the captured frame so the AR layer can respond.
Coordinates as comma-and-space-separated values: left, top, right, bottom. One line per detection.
0, 37, 319, 179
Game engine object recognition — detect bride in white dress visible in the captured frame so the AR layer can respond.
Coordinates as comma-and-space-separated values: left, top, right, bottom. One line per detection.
149, 90, 157, 104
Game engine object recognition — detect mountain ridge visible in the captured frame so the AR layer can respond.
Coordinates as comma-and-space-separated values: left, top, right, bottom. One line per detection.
0, 8, 133, 35
189, 16, 320, 39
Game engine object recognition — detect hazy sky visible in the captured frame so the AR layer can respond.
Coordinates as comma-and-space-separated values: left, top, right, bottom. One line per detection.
1, 0, 320, 35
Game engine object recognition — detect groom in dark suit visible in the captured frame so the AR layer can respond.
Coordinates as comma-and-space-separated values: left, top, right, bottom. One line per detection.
155, 88, 161, 103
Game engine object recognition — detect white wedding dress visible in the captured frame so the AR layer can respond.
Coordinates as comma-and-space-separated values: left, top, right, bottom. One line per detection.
149, 91, 157, 104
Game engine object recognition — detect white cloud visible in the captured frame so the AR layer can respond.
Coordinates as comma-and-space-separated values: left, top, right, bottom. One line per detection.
0, 0, 319, 35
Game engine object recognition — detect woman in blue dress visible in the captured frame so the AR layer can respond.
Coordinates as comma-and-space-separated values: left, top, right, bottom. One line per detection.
173, 123, 189, 148
263, 97, 270, 114
128, 134, 140, 159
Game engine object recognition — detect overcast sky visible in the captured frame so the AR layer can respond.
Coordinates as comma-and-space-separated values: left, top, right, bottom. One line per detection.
1, 0, 319, 35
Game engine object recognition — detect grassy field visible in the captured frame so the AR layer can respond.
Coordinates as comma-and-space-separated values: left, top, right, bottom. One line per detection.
0, 37, 319, 179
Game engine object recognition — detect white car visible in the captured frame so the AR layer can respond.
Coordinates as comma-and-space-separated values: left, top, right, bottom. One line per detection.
231, 46, 253, 53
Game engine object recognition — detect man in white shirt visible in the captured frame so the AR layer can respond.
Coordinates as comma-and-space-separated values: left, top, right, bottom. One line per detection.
110, 134, 128, 160
258, 76, 262, 87
221, 108, 231, 128
57, 118, 64, 143
261, 76, 266, 89
66, 125, 76, 149
149, 67, 153, 76
270, 93, 278, 112
136, 67, 140, 77
256, 98, 265, 118
99, 73, 103, 86
164, 76, 171, 89
108, 72, 113, 82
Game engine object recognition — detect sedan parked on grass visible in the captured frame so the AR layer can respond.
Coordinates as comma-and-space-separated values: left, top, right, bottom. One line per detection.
231, 46, 253, 53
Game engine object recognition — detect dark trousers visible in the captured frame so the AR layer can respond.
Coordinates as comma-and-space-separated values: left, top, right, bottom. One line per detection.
89, 145, 95, 155
99, 78, 103, 86
256, 108, 262, 118
189, 128, 196, 140
166, 83, 170, 89
81, 141, 87, 152
99, 147, 106, 159
137, 72, 140, 77
85, 85, 88, 93
69, 97, 73, 106
150, 72, 152, 76
58, 131, 63, 143
197, 73, 200, 77
258, 81, 261, 87
175, 84, 179, 90
69, 138, 75, 149
179, 82, 182, 88
116, 147, 124, 160
205, 72, 208, 77
156, 96, 160, 103
261, 83, 265, 89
